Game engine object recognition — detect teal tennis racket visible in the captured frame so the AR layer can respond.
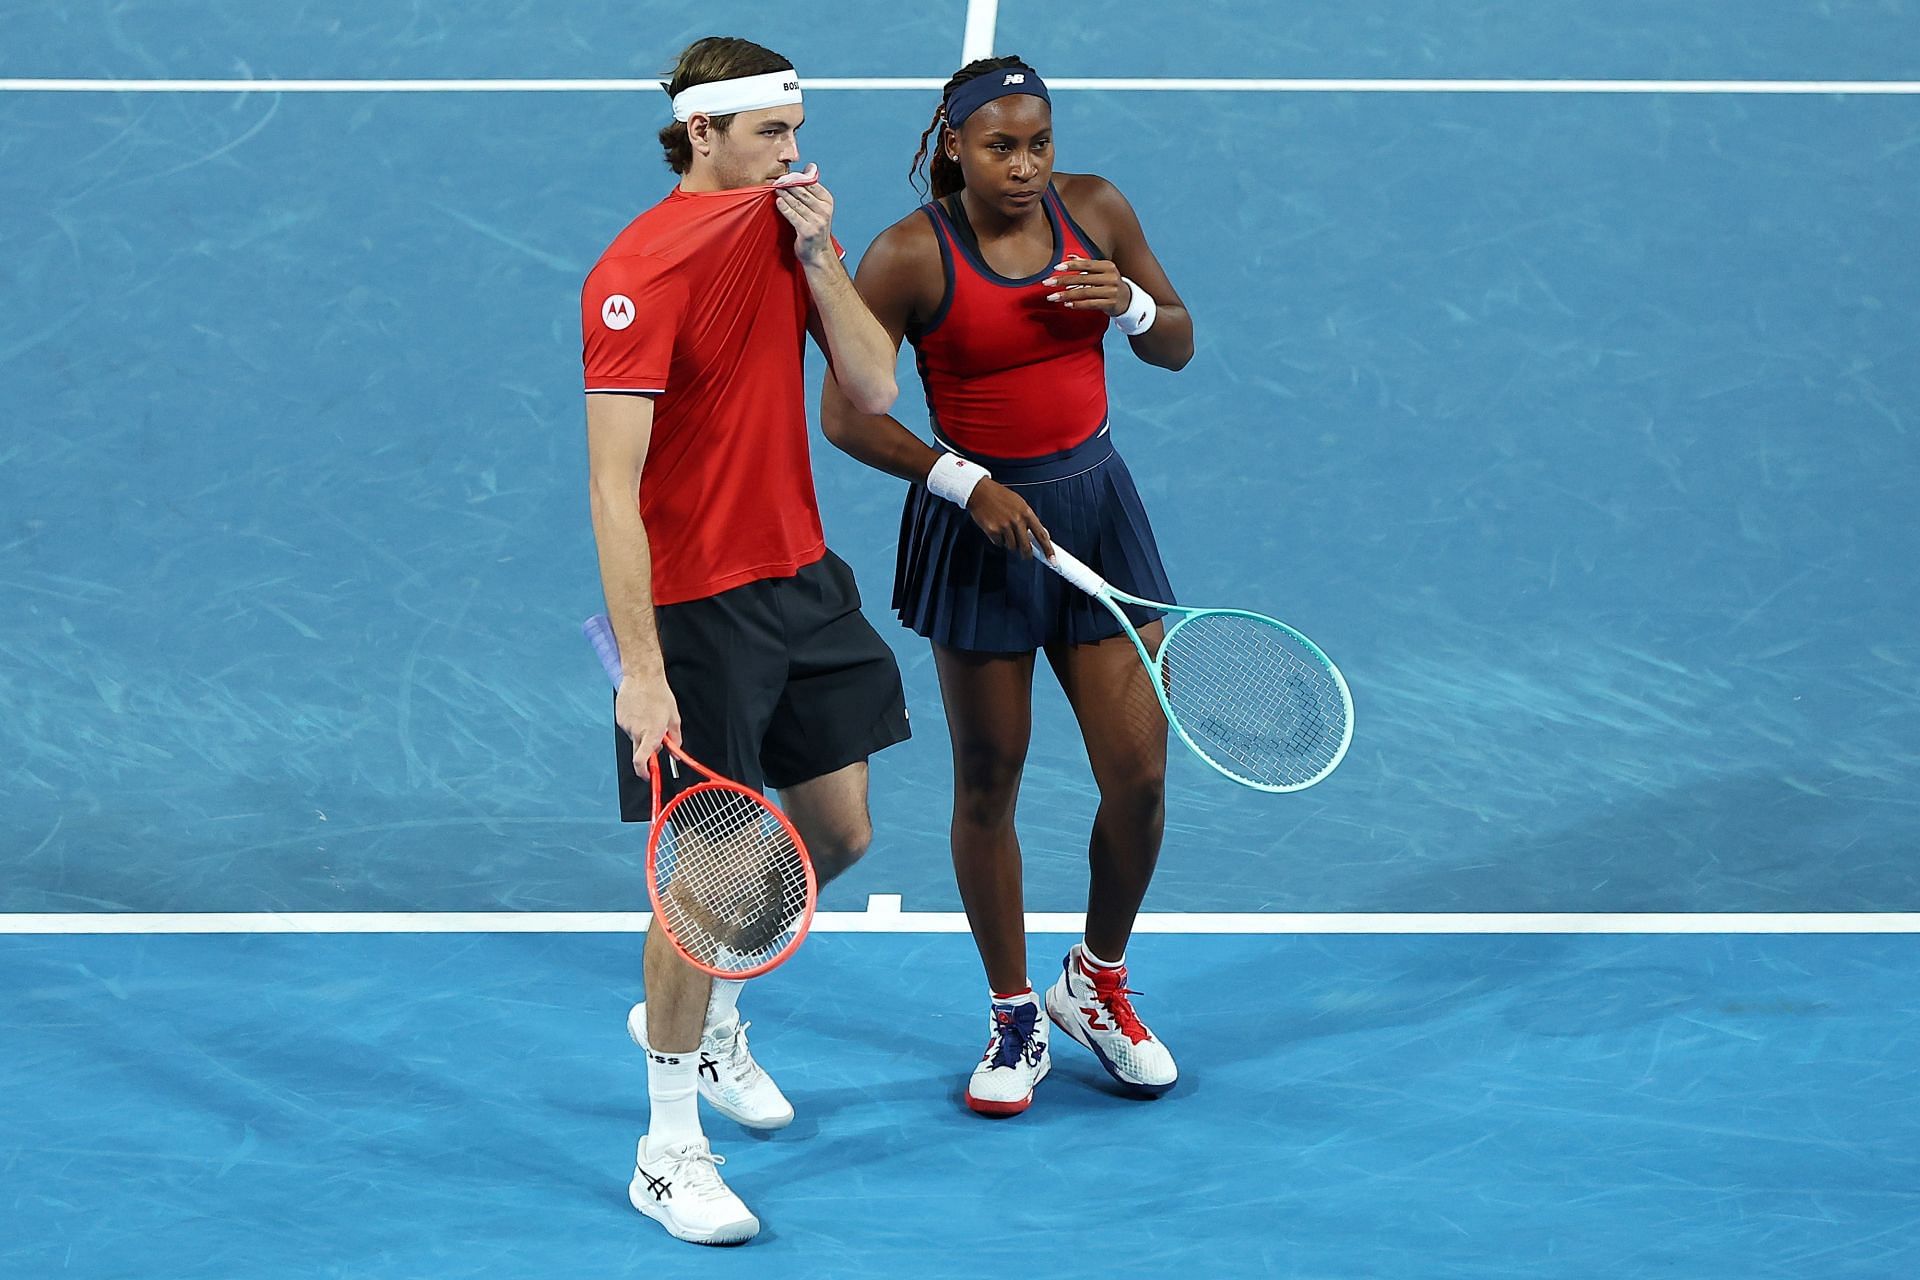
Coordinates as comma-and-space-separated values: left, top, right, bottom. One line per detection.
1042, 547, 1354, 792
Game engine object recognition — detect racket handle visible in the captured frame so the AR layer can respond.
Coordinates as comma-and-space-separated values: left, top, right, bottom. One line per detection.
1042, 545, 1111, 598
583, 614, 624, 689
586, 614, 678, 778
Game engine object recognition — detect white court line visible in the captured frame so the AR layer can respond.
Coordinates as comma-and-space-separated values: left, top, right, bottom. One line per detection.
3, 903, 1917, 935
1037, 77, 1920, 95
961, 0, 999, 65
2, 77, 1919, 95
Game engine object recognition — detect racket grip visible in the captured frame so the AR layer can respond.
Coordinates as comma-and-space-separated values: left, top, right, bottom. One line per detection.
1042, 546, 1111, 598
587, 615, 677, 778
582, 614, 624, 689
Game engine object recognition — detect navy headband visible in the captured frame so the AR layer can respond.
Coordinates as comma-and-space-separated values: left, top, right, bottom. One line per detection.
945, 66, 1050, 129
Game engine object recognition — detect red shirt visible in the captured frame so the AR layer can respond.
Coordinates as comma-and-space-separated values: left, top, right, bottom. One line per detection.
908, 184, 1111, 458
582, 184, 827, 604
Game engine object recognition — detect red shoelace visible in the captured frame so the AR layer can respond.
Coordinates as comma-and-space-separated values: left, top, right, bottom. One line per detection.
1086, 963, 1151, 1045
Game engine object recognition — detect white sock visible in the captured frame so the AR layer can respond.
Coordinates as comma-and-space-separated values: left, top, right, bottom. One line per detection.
706, 978, 745, 1030
991, 986, 1037, 1006
1077, 941, 1125, 970
645, 1051, 702, 1148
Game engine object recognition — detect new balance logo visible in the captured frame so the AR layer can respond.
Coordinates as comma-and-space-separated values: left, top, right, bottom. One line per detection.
1080, 1005, 1110, 1032
641, 1170, 673, 1201
1003, 73, 1026, 85
601, 294, 635, 331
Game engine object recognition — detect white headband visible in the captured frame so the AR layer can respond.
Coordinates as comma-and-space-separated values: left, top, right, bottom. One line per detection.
667, 69, 803, 122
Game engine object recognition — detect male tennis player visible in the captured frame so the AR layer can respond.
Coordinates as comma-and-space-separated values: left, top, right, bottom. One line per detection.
583, 36, 908, 1244
821, 58, 1194, 1117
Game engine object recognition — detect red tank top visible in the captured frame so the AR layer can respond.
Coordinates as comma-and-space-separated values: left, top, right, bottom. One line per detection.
907, 184, 1111, 459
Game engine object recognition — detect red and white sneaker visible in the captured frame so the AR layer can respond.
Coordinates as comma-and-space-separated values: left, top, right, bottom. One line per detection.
965, 996, 1051, 1116
1044, 947, 1178, 1095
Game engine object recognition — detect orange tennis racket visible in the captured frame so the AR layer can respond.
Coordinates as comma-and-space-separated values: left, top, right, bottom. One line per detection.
585, 614, 817, 978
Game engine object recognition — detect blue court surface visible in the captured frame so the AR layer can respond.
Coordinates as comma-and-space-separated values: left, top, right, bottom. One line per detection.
4, 1, 1919, 1275
5, 931, 1919, 1277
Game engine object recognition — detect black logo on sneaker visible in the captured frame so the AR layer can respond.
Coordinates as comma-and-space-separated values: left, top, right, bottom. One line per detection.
698, 1053, 720, 1083
640, 1168, 673, 1201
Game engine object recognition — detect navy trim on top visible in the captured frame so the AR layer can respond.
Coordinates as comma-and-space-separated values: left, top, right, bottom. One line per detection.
931, 420, 1114, 482
904, 204, 958, 342
1048, 185, 1107, 261
933, 190, 1062, 287
904, 181, 1105, 345
914, 343, 946, 442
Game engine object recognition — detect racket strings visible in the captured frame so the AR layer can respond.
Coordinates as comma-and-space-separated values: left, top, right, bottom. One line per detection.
1158, 613, 1350, 789
654, 783, 810, 974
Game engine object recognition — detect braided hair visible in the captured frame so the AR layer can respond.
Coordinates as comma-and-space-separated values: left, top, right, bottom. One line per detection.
909, 54, 1030, 199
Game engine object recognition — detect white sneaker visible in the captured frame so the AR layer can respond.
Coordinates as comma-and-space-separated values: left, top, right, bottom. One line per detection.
629, 1003, 795, 1131
629, 1134, 759, 1246
1044, 949, 1178, 1095
965, 997, 1051, 1116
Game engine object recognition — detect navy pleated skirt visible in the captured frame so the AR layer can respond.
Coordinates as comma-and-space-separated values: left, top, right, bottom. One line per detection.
893, 428, 1177, 652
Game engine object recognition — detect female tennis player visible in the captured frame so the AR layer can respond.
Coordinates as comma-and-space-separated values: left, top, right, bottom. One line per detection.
821, 57, 1194, 1115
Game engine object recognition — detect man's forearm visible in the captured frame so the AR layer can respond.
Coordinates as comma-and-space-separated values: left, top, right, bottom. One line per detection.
804, 255, 898, 414
589, 480, 666, 681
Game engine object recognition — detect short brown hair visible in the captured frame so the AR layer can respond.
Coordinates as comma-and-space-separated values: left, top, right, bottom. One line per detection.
657, 36, 794, 174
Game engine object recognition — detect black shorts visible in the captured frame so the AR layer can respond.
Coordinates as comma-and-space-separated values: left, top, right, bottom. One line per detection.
615, 550, 911, 820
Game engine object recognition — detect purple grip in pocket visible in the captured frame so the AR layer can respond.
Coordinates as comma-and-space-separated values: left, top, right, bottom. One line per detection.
582, 614, 623, 688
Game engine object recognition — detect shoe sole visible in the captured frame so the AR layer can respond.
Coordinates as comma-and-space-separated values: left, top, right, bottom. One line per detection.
628, 1176, 759, 1246
720, 1102, 793, 1130
965, 1053, 1051, 1116
627, 1005, 795, 1131
1044, 987, 1177, 1097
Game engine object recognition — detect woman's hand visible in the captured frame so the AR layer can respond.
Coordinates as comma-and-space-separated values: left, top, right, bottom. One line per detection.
966, 479, 1054, 560
1043, 257, 1133, 315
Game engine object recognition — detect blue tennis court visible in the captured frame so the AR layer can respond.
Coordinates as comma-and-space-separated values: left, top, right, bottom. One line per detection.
4, 2, 1918, 1275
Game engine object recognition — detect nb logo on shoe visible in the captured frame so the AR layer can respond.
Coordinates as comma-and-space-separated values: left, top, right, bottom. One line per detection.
1080, 1005, 1110, 1031
1003, 73, 1026, 85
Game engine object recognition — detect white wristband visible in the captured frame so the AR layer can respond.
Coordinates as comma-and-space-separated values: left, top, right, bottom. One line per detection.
927, 451, 991, 508
1114, 277, 1157, 336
